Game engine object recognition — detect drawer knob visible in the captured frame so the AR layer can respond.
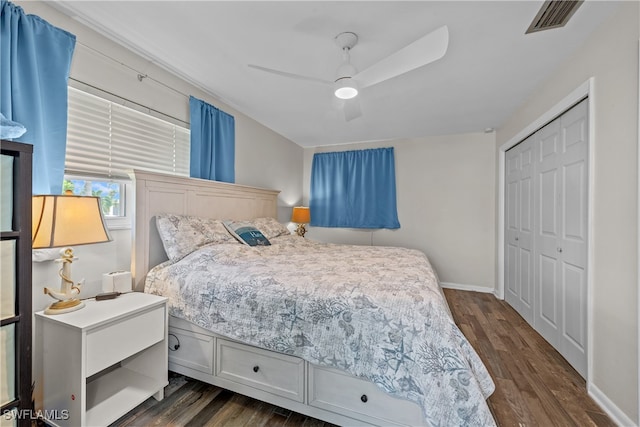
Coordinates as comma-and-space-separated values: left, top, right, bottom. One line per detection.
253, 365, 260, 373
360, 394, 368, 403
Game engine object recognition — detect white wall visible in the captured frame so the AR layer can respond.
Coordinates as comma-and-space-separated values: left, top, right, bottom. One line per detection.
496, 2, 639, 423
17, 0, 304, 307
303, 132, 496, 290
20, 0, 304, 410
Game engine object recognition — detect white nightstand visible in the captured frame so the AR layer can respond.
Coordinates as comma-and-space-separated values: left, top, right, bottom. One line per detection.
35, 292, 168, 427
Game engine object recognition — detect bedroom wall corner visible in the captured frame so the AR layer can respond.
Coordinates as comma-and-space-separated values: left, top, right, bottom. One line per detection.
234, 115, 304, 224
302, 132, 497, 291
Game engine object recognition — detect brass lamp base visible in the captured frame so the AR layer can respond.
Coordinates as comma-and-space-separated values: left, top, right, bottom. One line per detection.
295, 223, 307, 237
44, 298, 85, 315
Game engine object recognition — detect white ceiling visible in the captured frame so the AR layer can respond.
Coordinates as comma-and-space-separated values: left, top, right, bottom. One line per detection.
51, 1, 618, 147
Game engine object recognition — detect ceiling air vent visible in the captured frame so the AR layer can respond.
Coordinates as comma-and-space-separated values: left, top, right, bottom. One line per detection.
526, 0, 584, 34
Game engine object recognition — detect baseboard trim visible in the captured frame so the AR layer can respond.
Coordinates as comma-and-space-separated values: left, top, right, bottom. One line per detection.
440, 282, 495, 294
588, 382, 636, 427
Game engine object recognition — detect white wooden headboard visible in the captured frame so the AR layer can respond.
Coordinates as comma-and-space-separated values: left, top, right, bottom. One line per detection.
131, 170, 280, 291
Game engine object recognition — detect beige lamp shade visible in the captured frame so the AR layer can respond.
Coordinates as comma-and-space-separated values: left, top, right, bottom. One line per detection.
32, 195, 112, 248
291, 206, 311, 224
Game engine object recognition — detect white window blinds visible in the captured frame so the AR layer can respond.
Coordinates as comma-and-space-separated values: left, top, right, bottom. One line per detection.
65, 87, 190, 179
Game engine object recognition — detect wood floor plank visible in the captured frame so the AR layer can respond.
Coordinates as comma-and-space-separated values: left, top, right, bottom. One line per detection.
148, 382, 216, 426
111, 378, 208, 427
206, 394, 257, 427
283, 411, 308, 426
110, 290, 615, 427
521, 390, 557, 427
167, 386, 226, 425
493, 377, 535, 425
185, 388, 234, 427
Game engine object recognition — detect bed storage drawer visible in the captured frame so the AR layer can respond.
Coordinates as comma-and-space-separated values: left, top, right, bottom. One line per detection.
216, 338, 304, 402
309, 365, 425, 426
168, 326, 214, 374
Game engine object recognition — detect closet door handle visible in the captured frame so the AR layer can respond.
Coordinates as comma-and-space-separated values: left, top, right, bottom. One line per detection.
360, 394, 368, 403
253, 366, 260, 373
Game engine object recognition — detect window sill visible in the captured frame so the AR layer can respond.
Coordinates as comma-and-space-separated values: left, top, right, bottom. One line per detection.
106, 218, 131, 231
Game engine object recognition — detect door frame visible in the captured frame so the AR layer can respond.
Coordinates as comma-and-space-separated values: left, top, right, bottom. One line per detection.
637, 38, 640, 425
497, 78, 594, 383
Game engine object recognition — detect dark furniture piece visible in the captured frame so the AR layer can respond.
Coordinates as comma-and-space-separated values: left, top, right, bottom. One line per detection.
1, 140, 33, 427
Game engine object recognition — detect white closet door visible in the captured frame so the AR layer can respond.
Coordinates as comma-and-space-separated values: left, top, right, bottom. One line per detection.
505, 136, 534, 324
534, 119, 562, 349
505, 145, 521, 311
534, 99, 588, 377
557, 99, 588, 376
505, 99, 588, 378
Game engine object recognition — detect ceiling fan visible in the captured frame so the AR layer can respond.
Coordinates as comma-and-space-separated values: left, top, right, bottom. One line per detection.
248, 26, 449, 121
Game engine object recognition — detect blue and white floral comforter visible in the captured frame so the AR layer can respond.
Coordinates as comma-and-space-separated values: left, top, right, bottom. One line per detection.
145, 235, 495, 426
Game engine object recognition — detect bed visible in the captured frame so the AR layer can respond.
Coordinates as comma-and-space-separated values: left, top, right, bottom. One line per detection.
132, 170, 495, 427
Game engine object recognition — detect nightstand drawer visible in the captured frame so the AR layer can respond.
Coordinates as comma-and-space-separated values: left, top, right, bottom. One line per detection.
86, 305, 165, 376
216, 338, 304, 402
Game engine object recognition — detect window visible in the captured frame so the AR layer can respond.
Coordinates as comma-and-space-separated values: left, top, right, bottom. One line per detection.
63, 177, 125, 217
65, 87, 190, 228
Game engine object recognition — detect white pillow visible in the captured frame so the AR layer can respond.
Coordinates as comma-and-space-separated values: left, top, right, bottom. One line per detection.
156, 214, 236, 261
252, 217, 290, 240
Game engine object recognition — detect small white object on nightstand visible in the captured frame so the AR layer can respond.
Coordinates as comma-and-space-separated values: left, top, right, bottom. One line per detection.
102, 270, 132, 293
35, 292, 168, 427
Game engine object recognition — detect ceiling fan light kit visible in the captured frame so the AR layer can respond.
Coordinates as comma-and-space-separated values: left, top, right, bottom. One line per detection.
333, 32, 359, 100
334, 78, 358, 99
248, 26, 448, 121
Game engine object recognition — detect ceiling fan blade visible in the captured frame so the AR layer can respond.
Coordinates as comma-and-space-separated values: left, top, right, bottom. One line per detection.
343, 98, 362, 122
248, 64, 332, 85
354, 25, 449, 89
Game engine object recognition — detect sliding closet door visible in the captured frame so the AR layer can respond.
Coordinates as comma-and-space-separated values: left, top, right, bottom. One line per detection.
505, 136, 534, 324
534, 99, 588, 376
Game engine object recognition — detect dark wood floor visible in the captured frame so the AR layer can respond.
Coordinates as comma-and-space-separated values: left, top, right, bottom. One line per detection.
111, 289, 614, 426
444, 289, 613, 427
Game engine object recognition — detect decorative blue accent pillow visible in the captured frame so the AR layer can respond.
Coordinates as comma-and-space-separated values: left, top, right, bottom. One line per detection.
223, 220, 271, 246
0, 113, 26, 139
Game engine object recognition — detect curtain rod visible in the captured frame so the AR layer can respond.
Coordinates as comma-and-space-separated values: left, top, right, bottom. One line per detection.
73, 40, 238, 121
71, 41, 192, 126
76, 40, 191, 100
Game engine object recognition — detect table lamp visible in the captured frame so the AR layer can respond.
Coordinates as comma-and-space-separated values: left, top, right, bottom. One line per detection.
32, 194, 112, 314
291, 206, 311, 237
